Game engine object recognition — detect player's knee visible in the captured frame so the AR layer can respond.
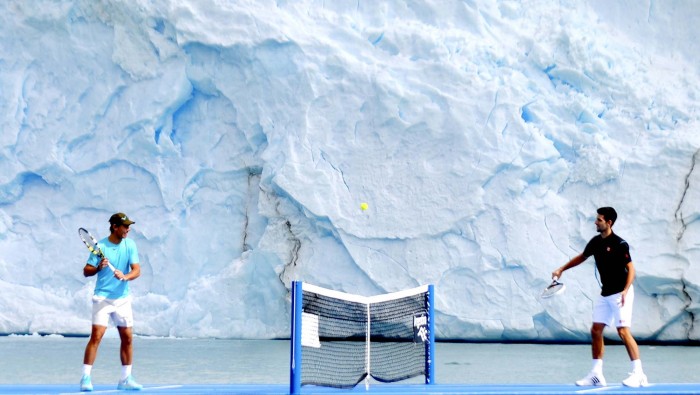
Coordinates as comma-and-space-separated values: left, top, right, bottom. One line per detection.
90, 326, 106, 340
590, 325, 605, 338
118, 327, 133, 342
617, 326, 632, 338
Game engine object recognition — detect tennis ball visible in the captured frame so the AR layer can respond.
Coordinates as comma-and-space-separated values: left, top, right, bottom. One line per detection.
360, 202, 369, 211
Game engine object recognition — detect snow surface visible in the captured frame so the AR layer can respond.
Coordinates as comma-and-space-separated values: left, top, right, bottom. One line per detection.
0, 0, 699, 341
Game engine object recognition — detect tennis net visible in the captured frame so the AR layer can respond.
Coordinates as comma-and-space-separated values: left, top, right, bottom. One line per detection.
289, 281, 435, 393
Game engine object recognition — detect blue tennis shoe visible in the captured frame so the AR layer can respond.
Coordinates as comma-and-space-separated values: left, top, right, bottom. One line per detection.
117, 375, 143, 391
80, 375, 93, 392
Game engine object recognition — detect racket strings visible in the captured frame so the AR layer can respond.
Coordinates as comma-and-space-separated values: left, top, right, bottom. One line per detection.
79, 228, 104, 258
541, 280, 565, 298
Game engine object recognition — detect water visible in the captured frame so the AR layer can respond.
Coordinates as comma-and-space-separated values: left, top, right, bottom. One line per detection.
0, 336, 698, 385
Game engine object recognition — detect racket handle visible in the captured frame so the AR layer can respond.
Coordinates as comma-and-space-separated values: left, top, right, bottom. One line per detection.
106, 262, 127, 281
552, 276, 559, 282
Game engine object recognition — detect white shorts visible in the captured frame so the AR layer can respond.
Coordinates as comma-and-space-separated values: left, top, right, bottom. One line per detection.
592, 285, 634, 328
92, 295, 134, 328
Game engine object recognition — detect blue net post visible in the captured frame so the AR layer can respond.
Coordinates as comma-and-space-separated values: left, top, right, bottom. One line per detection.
425, 284, 436, 385
290, 281, 303, 395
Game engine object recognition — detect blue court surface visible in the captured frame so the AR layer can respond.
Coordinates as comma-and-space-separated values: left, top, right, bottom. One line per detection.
1, 383, 700, 395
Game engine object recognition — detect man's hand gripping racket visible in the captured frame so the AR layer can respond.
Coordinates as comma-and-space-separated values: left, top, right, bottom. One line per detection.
78, 227, 124, 280
540, 276, 566, 298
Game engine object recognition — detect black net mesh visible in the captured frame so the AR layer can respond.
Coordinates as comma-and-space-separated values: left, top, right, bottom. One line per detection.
369, 294, 427, 382
300, 288, 428, 388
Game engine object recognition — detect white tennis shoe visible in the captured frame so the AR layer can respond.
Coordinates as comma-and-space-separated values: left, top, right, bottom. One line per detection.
622, 371, 649, 387
575, 371, 606, 386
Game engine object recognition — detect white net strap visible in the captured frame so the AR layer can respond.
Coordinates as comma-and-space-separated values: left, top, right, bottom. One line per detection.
301, 283, 429, 304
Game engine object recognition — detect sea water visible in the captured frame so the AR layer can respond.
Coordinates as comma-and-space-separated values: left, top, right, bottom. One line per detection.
0, 336, 697, 385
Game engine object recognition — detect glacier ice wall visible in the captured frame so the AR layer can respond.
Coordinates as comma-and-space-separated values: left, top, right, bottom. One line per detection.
0, 0, 699, 341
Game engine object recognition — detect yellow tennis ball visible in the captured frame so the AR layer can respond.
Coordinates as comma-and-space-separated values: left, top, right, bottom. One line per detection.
360, 202, 368, 211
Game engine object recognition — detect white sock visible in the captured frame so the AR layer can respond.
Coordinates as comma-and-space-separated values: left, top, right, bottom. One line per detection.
82, 364, 92, 376
121, 365, 132, 380
591, 359, 603, 374
631, 359, 643, 373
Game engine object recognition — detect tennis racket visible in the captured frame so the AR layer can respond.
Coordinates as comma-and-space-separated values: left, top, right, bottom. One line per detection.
78, 227, 118, 275
540, 276, 566, 298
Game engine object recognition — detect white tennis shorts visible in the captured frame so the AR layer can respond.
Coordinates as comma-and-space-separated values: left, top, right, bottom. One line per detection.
92, 295, 134, 328
592, 285, 634, 328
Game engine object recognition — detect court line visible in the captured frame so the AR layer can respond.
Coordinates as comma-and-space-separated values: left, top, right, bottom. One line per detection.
575, 385, 622, 393
58, 385, 183, 394
136, 386, 184, 392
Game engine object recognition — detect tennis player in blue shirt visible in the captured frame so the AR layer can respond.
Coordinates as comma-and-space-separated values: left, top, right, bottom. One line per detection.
552, 207, 648, 388
80, 213, 143, 391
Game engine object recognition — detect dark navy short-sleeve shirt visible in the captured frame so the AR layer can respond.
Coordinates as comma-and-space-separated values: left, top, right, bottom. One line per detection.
583, 233, 632, 296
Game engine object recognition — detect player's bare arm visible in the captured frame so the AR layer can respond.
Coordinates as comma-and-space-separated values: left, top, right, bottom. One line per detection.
552, 253, 587, 279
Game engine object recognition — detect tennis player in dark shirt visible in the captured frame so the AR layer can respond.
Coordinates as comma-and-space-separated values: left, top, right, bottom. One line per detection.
552, 207, 648, 388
